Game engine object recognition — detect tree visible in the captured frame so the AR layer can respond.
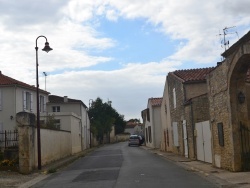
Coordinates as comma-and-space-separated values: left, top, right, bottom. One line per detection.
88, 97, 126, 142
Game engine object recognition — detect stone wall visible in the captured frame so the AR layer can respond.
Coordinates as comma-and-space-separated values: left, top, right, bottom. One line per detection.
168, 74, 185, 155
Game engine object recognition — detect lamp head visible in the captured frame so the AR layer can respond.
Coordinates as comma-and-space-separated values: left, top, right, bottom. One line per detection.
42, 42, 53, 53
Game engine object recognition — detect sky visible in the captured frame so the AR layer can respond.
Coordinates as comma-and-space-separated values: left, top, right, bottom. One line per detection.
0, 0, 250, 121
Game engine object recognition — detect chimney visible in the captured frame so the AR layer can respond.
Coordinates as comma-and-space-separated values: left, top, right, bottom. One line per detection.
64, 96, 68, 102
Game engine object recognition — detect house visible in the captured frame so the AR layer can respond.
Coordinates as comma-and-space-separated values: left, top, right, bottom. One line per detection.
167, 68, 214, 161
124, 121, 143, 135
45, 95, 90, 152
0, 71, 49, 131
144, 97, 162, 149
160, 76, 173, 152
207, 31, 250, 171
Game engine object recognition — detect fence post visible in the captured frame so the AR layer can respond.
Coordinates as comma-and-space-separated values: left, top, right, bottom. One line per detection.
16, 112, 36, 174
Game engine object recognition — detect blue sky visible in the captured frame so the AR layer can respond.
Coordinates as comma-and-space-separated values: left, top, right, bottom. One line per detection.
0, 0, 250, 120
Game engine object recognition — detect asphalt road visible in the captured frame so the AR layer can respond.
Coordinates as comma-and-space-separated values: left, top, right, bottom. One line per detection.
31, 142, 218, 188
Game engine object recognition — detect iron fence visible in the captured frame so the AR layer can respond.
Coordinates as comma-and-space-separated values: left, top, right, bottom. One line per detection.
0, 130, 18, 149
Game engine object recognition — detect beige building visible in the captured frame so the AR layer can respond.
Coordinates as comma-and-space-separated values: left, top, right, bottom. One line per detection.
144, 97, 162, 149
0, 71, 49, 131
167, 68, 213, 160
160, 76, 173, 152
46, 95, 90, 151
207, 31, 250, 171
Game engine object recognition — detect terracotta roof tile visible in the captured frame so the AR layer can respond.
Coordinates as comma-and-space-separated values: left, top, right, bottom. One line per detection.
172, 67, 214, 83
149, 97, 162, 107
0, 71, 49, 93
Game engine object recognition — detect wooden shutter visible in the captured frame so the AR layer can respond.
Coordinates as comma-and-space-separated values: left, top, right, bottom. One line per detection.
173, 122, 179, 146
43, 96, 46, 112
30, 92, 33, 112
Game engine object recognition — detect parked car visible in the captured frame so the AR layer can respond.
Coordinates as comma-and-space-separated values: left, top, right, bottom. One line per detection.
128, 135, 140, 146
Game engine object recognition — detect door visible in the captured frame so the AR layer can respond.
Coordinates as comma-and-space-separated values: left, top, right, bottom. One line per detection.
182, 120, 188, 158
195, 121, 212, 163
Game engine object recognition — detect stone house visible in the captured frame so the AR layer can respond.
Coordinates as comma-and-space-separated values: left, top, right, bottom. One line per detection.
167, 68, 214, 160
207, 31, 250, 171
144, 97, 162, 149
160, 76, 173, 152
0, 71, 49, 131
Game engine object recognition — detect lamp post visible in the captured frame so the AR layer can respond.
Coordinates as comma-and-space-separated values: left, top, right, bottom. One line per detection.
35, 36, 53, 170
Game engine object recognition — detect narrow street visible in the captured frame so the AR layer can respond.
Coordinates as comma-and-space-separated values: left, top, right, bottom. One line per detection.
31, 142, 218, 188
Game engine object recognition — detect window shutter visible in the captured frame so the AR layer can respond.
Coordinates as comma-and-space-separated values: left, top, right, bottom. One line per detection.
43, 96, 46, 112
23, 91, 27, 110
0, 89, 2, 110
173, 88, 176, 108
30, 92, 33, 112
173, 122, 179, 146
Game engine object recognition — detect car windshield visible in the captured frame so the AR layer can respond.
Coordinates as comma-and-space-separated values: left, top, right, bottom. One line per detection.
130, 136, 138, 139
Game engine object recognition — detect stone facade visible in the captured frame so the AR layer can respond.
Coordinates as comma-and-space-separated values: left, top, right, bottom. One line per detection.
167, 68, 213, 158
207, 31, 250, 171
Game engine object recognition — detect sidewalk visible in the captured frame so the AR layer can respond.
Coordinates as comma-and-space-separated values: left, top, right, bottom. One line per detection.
0, 147, 96, 188
142, 146, 250, 188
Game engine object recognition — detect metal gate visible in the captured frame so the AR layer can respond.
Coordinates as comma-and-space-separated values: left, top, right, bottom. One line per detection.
240, 122, 250, 171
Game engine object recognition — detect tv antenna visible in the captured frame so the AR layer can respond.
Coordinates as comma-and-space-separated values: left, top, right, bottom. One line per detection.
219, 26, 239, 52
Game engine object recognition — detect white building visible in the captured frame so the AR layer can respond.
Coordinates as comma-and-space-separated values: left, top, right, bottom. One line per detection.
0, 71, 49, 131
144, 97, 162, 149
46, 95, 90, 151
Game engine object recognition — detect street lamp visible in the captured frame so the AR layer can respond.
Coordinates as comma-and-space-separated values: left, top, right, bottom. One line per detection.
35, 36, 52, 170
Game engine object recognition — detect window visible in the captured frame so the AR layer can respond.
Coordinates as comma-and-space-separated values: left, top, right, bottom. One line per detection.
40, 95, 46, 112
146, 108, 150, 122
52, 106, 60, 112
54, 119, 61, 129
148, 126, 152, 143
23, 91, 33, 112
173, 88, 176, 109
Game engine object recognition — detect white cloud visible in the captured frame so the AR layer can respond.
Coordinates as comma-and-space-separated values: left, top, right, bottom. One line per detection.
0, 0, 250, 119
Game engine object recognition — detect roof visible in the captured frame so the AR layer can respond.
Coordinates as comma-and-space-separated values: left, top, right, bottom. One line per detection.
0, 71, 49, 94
149, 97, 162, 107
48, 95, 87, 108
170, 67, 214, 83
125, 122, 142, 129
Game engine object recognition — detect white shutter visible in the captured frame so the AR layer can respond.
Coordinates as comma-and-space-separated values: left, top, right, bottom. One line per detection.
23, 91, 27, 110
30, 92, 33, 112
43, 96, 46, 112
173, 122, 179, 146
0, 89, 2, 110
173, 88, 176, 108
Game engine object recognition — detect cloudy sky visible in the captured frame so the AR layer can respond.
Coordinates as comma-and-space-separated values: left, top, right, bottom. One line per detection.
0, 0, 249, 121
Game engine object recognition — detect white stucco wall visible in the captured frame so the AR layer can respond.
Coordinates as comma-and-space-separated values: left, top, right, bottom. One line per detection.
37, 128, 71, 166
0, 86, 48, 131
145, 102, 162, 149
